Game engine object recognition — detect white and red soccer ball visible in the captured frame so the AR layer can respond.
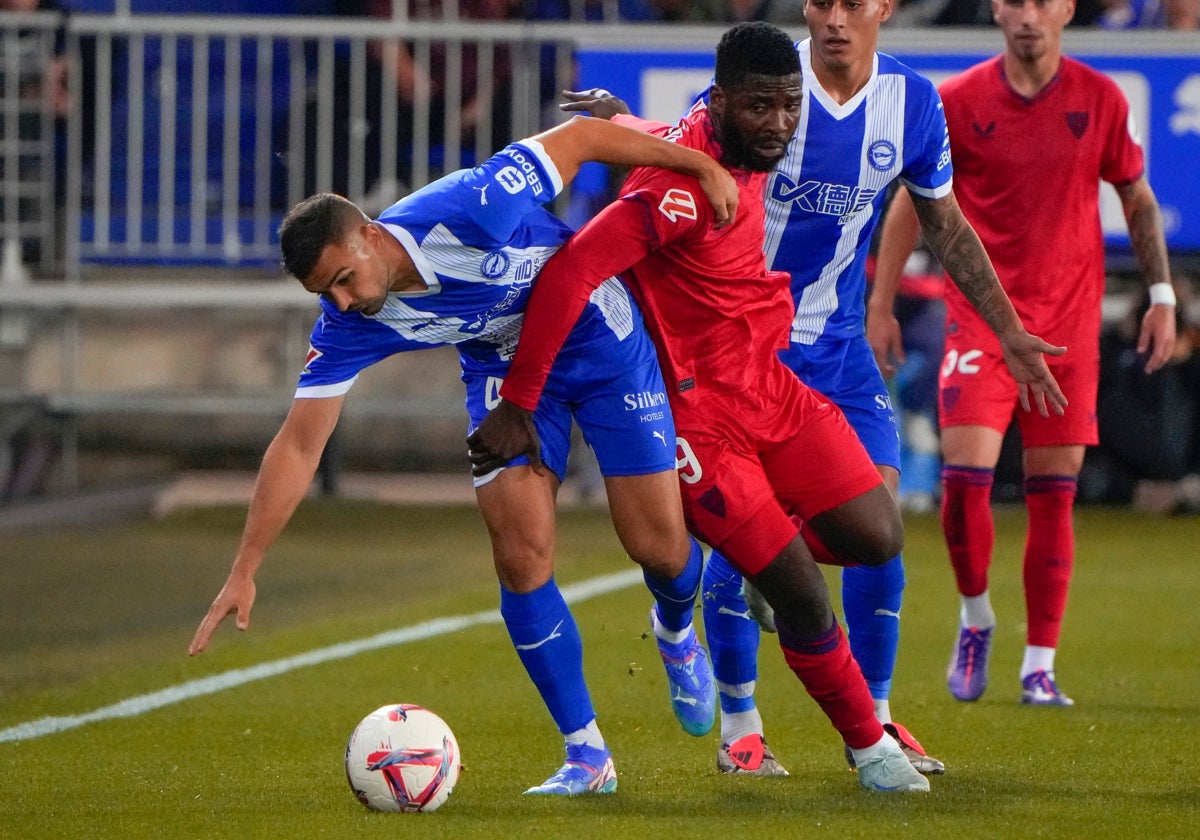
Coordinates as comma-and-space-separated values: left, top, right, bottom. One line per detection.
345, 703, 461, 813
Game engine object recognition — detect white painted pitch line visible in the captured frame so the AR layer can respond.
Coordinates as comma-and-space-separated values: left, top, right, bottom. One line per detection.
0, 568, 644, 744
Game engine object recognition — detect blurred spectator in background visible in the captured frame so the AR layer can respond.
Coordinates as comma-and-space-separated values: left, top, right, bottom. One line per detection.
527, 0, 660, 20
309, 0, 522, 203
891, 0, 1104, 26
637, 0, 806, 23
1096, 276, 1200, 515
1, 0, 70, 268
1, 0, 68, 117
1097, 0, 1199, 28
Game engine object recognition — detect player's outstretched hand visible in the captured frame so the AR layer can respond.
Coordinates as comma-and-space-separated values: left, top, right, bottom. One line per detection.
188, 573, 256, 656
999, 330, 1068, 417
1137, 300, 1177, 374
559, 88, 631, 121
467, 398, 543, 478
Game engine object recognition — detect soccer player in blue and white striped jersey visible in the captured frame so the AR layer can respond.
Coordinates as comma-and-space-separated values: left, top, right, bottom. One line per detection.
189, 114, 740, 796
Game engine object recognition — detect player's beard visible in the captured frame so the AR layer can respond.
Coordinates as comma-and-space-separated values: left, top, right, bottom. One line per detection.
715, 117, 786, 172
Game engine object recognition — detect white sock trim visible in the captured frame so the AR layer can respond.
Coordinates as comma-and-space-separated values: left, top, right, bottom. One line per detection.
650, 609, 691, 645
960, 592, 996, 630
1020, 645, 1056, 678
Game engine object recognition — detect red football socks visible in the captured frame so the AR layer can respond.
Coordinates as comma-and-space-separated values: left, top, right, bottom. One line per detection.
941, 466, 995, 597
1023, 475, 1077, 648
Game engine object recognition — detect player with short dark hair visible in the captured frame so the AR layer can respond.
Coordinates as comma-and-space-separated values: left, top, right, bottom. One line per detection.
555, 0, 1065, 779
871, 0, 1176, 707
697, 0, 1066, 778
468, 21, 931, 793
189, 114, 742, 796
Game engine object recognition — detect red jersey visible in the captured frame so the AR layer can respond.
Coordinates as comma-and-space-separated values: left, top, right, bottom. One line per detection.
940, 56, 1144, 359
501, 107, 795, 417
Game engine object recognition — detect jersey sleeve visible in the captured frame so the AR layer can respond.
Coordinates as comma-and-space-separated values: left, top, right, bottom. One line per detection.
294, 305, 408, 398
611, 112, 674, 137
899, 77, 954, 200
441, 139, 566, 241
1097, 78, 1145, 187
499, 171, 709, 410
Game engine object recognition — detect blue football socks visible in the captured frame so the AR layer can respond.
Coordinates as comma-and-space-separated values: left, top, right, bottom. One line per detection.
841, 556, 905, 700
501, 578, 594, 734
643, 537, 704, 633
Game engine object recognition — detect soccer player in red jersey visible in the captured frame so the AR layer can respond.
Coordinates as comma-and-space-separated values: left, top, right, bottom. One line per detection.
468, 21, 954, 793
871, 0, 1177, 706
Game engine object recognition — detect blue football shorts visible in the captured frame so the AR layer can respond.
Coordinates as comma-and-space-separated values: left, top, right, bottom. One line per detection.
777, 333, 901, 471
464, 327, 677, 486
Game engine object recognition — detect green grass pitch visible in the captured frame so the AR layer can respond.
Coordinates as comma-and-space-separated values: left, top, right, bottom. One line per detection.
1, 501, 1197, 838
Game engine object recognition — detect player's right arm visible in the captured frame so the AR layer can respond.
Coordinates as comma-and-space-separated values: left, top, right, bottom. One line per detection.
188, 394, 343, 655
867, 189, 924, 379
873, 187, 1068, 418
530, 114, 737, 227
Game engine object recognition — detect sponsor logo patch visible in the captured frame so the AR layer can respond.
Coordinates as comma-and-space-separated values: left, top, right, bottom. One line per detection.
658, 188, 698, 222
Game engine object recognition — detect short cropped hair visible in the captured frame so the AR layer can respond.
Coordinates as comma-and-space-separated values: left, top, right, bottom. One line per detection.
278, 193, 369, 280
713, 21, 799, 89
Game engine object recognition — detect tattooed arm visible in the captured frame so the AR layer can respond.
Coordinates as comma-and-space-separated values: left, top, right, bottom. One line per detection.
870, 187, 1067, 417
1115, 175, 1176, 374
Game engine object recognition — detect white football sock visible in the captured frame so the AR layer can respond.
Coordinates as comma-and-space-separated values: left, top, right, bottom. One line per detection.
719, 706, 763, 745
849, 731, 895, 766
1020, 645, 1056, 678
960, 592, 996, 629
564, 718, 605, 750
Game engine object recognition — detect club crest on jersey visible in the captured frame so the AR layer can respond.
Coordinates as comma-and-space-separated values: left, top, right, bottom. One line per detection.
1066, 111, 1089, 139
303, 344, 322, 373
480, 251, 510, 279
868, 140, 897, 172
697, 486, 727, 518
658, 189, 698, 222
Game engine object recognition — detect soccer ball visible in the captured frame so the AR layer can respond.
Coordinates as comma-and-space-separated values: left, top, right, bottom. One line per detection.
345, 703, 461, 813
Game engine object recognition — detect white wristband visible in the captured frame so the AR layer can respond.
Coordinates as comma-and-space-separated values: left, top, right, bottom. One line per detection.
1148, 283, 1177, 307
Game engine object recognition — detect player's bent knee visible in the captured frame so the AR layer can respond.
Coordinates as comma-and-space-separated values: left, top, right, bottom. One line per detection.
857, 518, 903, 567
622, 535, 691, 579
490, 538, 556, 594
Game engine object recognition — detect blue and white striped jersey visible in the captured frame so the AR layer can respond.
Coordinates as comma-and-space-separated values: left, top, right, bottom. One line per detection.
766, 39, 952, 346
296, 139, 638, 398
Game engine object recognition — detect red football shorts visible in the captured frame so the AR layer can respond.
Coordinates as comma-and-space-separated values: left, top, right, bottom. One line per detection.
673, 365, 882, 576
938, 333, 1099, 447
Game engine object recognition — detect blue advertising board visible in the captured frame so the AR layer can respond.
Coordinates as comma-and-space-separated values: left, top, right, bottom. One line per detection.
575, 34, 1200, 254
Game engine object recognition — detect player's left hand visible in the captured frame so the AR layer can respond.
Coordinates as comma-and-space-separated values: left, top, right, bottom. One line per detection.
467, 399, 544, 478
1137, 301, 1177, 374
999, 330, 1068, 417
559, 88, 631, 120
